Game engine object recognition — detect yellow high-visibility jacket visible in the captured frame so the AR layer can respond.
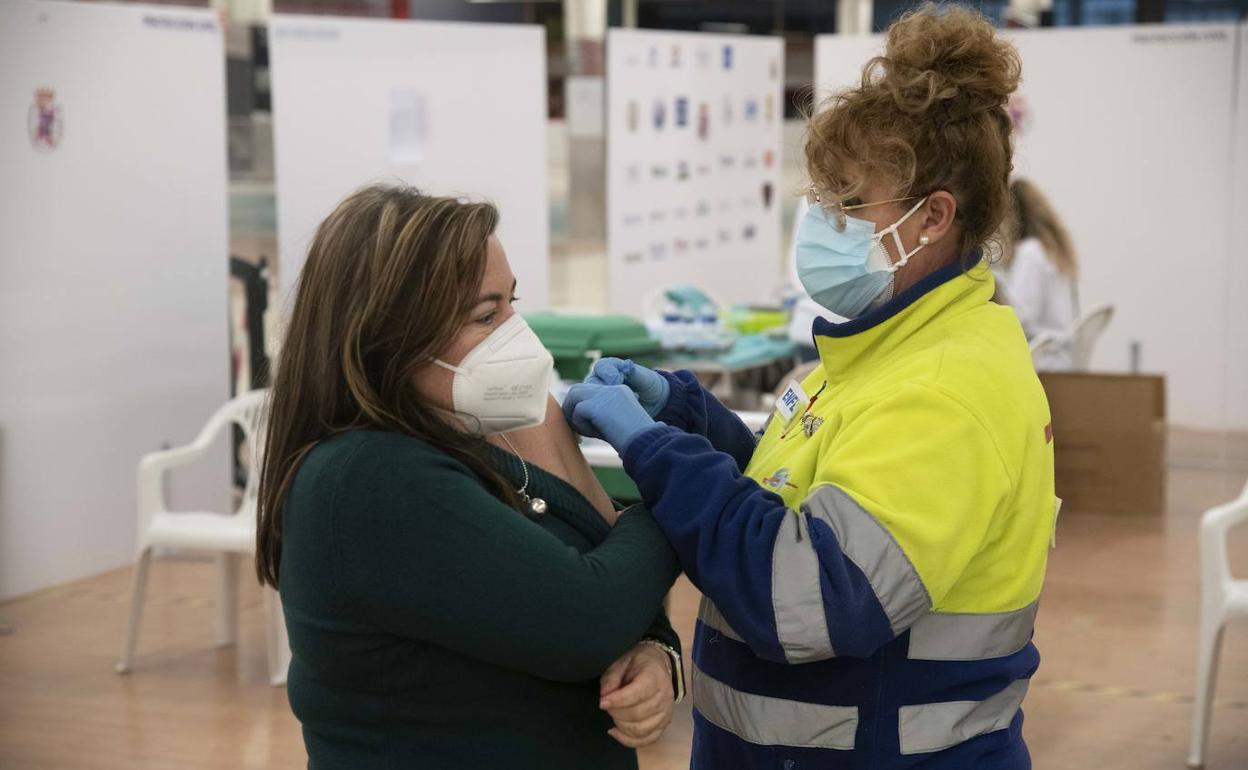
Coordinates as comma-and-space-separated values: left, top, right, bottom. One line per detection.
623, 259, 1057, 769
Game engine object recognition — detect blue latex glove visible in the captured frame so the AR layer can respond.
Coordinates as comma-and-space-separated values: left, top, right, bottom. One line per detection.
585, 358, 671, 418
562, 383, 658, 453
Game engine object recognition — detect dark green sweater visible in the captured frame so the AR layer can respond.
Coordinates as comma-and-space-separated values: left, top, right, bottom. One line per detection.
279, 430, 681, 770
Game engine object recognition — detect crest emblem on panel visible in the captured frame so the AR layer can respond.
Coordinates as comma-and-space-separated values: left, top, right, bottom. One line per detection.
29, 87, 63, 151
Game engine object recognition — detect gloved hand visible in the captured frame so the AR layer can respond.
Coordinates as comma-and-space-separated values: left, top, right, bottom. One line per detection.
562, 383, 657, 453
585, 358, 671, 418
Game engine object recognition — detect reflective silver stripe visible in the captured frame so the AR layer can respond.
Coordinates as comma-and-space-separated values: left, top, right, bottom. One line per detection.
697, 598, 746, 645
805, 485, 931, 636
898, 679, 1030, 755
772, 507, 835, 662
908, 601, 1039, 661
692, 664, 858, 750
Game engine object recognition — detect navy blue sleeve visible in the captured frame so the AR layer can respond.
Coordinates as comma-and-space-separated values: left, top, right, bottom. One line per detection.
652, 369, 758, 473
621, 425, 898, 664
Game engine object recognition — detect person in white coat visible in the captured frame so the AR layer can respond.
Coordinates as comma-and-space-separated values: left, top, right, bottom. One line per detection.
995, 178, 1079, 368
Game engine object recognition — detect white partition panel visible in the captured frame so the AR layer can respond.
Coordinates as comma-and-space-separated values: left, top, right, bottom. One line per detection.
269, 16, 549, 307
816, 25, 1242, 429
1226, 23, 1248, 429
0, 0, 231, 599
607, 30, 785, 316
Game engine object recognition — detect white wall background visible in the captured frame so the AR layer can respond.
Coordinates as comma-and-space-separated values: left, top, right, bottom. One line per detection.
607, 29, 785, 316
0, 0, 231, 600
269, 16, 550, 308
816, 24, 1245, 430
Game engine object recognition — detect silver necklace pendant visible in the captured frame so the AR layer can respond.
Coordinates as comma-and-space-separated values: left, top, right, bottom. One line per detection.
499, 434, 545, 515
519, 489, 547, 515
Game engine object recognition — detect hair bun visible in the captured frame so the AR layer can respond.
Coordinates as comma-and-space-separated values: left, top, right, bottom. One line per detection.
866, 4, 1021, 120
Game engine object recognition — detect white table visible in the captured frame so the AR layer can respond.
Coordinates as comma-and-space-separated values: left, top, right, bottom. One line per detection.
579, 410, 771, 469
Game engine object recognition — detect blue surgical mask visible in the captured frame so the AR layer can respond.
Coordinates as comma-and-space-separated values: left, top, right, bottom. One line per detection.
795, 197, 928, 318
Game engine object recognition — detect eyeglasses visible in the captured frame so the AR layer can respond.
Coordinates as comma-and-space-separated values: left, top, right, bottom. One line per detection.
806, 185, 923, 231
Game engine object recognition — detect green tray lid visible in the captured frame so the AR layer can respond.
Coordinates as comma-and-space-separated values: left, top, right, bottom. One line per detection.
524, 312, 661, 358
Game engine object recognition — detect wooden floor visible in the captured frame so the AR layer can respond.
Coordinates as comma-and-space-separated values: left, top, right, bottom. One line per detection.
3, 461, 1248, 769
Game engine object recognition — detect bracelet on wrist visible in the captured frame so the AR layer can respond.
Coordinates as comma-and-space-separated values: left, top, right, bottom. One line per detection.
639, 638, 685, 703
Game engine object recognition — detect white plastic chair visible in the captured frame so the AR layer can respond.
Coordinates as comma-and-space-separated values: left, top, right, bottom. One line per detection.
1028, 330, 1068, 371
1068, 302, 1114, 371
115, 388, 291, 686
1187, 479, 1248, 768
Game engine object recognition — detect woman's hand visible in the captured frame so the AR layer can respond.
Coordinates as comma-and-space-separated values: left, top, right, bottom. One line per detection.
585, 358, 671, 418
599, 643, 675, 748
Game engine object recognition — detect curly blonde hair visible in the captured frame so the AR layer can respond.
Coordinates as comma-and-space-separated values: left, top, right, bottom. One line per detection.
805, 3, 1021, 260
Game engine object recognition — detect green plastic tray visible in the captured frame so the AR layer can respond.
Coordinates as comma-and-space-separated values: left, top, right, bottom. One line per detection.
526, 312, 662, 381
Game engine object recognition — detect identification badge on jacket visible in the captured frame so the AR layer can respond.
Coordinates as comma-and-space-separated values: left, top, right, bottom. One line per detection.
775, 379, 809, 424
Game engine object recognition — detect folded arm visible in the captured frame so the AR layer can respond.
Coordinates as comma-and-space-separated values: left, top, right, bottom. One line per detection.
335, 436, 680, 682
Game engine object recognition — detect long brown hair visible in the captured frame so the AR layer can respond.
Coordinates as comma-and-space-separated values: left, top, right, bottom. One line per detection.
804, 3, 1021, 260
1005, 178, 1078, 278
256, 183, 522, 587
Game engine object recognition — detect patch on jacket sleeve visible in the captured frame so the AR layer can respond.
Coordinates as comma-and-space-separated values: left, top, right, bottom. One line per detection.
762, 467, 799, 491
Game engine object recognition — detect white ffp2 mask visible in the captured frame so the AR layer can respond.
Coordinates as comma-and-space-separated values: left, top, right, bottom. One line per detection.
433, 314, 554, 436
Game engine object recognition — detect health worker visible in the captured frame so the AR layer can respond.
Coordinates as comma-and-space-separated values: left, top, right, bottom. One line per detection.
563, 6, 1058, 768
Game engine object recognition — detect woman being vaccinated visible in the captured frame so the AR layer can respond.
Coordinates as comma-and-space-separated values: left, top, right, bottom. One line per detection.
257, 184, 683, 770
564, 6, 1057, 768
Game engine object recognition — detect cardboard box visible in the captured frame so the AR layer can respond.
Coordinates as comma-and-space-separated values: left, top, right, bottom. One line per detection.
1039, 372, 1167, 516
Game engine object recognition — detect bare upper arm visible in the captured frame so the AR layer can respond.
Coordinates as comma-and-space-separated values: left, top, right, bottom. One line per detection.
487, 395, 618, 523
